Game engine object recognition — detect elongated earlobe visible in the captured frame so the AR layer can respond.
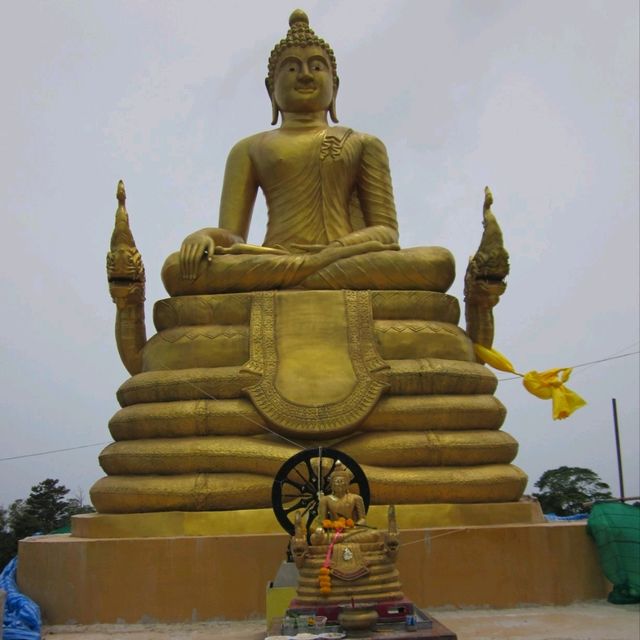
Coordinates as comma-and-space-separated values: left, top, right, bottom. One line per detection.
329, 78, 340, 123
329, 97, 339, 123
265, 78, 279, 125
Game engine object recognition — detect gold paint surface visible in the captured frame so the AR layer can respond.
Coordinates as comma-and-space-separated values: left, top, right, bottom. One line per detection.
115, 357, 498, 408
70, 501, 544, 538
142, 325, 249, 371
71, 509, 282, 537
99, 435, 298, 475
153, 292, 252, 330
90, 464, 526, 512
108, 394, 507, 441
361, 395, 506, 431
274, 290, 358, 404
339, 430, 518, 466
244, 291, 388, 436
387, 358, 498, 395
116, 367, 247, 406
108, 399, 265, 440
371, 290, 460, 321
99, 430, 518, 475
364, 463, 527, 504
374, 320, 475, 361
90, 473, 273, 513
153, 289, 460, 329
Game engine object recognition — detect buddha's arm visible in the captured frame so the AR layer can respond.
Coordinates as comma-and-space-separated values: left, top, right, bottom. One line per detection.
335, 135, 399, 248
317, 496, 329, 523
180, 137, 259, 279
352, 494, 367, 525
218, 136, 260, 240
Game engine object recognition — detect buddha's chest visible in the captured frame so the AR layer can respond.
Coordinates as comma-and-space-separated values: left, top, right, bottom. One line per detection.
252, 130, 358, 187
328, 495, 356, 517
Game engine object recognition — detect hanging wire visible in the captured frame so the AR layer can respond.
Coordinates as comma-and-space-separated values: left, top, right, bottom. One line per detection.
0, 443, 109, 462
497, 350, 638, 382
2, 342, 638, 463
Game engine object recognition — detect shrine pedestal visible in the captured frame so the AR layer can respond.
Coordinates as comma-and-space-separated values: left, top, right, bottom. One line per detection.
17, 518, 608, 625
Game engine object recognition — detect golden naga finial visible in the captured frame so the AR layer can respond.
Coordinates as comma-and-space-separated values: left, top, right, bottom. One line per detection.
110, 180, 139, 253
464, 187, 510, 349
106, 180, 147, 375
117, 179, 126, 206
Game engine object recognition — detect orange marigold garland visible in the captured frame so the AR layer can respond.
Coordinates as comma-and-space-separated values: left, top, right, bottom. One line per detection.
317, 518, 355, 595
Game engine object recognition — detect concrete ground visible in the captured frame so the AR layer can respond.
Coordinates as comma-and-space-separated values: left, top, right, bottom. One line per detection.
41, 601, 640, 640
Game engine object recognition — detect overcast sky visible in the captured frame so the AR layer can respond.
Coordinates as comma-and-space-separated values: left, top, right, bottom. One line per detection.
1, 0, 638, 509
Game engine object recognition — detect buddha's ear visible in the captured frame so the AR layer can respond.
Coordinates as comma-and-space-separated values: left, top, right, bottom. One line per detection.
329, 76, 340, 123
265, 78, 279, 125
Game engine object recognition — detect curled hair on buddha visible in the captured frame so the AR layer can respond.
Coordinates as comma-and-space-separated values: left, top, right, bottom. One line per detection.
266, 8, 339, 125
329, 461, 353, 486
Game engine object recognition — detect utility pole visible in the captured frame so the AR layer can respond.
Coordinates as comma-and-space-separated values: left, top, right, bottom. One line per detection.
611, 398, 625, 500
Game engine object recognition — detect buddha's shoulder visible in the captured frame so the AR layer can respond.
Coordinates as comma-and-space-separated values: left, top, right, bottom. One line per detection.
327, 127, 385, 145
227, 131, 270, 154
225, 127, 388, 157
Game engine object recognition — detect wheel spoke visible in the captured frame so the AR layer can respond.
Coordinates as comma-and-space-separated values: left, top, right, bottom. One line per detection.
303, 457, 319, 492
282, 478, 305, 492
284, 503, 304, 515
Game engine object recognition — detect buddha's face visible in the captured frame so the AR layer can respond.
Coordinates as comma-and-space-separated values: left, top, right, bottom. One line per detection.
273, 45, 334, 114
331, 475, 348, 497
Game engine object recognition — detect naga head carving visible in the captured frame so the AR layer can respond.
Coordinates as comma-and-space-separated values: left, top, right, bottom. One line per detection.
107, 180, 146, 307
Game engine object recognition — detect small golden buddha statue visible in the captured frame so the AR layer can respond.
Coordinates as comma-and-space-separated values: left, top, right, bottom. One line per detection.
290, 463, 402, 605
161, 9, 454, 296
310, 464, 369, 545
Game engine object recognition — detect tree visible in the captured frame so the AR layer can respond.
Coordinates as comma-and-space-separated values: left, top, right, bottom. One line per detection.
7, 479, 71, 541
7, 498, 39, 540
533, 466, 613, 516
24, 478, 71, 532
1, 479, 95, 571
0, 505, 15, 570
67, 489, 95, 517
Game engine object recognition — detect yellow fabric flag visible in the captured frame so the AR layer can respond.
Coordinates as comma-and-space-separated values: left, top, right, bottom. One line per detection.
474, 344, 516, 373
522, 368, 587, 420
474, 344, 587, 420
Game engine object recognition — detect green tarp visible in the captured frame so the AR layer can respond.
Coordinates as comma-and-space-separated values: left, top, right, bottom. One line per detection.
587, 502, 640, 604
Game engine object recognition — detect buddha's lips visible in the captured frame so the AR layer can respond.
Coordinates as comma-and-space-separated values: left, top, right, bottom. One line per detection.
296, 87, 316, 93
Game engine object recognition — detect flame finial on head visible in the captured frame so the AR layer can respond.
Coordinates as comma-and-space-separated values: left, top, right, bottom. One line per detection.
329, 461, 352, 485
289, 8, 309, 27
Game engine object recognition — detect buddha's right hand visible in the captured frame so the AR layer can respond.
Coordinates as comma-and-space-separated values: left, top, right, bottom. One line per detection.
180, 232, 214, 280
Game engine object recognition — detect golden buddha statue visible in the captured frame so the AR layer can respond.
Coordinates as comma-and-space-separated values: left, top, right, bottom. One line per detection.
160, 9, 453, 296
290, 463, 402, 607
92, 9, 526, 514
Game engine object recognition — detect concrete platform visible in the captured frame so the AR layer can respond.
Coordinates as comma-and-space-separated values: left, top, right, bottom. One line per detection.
19, 521, 608, 624
41, 602, 640, 640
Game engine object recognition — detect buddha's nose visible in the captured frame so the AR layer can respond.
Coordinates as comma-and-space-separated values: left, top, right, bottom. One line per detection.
298, 69, 314, 84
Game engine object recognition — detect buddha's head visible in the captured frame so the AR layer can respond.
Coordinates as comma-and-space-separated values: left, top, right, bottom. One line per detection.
328, 462, 351, 498
266, 9, 339, 124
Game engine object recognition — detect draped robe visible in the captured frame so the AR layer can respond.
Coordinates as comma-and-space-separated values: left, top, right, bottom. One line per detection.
162, 126, 454, 295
